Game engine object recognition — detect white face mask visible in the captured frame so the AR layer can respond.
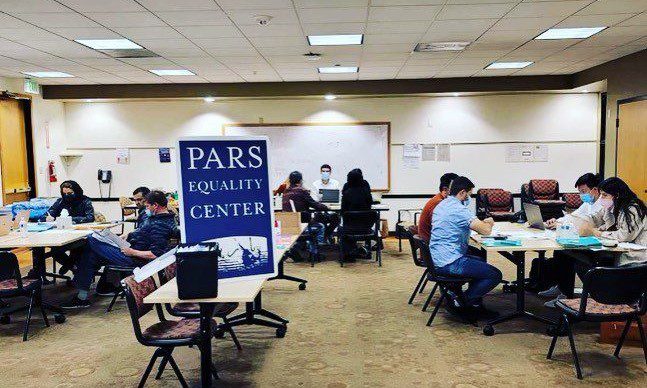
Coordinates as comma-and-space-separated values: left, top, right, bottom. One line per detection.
599, 197, 614, 210
321, 171, 330, 180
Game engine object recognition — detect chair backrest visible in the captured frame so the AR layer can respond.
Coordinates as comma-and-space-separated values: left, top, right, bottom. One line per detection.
529, 179, 560, 200
580, 265, 647, 315
0, 251, 21, 287
120, 196, 135, 216
562, 192, 583, 211
477, 188, 513, 215
412, 235, 433, 270
94, 211, 107, 223
342, 210, 379, 235
123, 275, 157, 319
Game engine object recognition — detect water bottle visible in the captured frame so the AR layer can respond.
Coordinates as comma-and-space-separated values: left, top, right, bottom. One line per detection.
557, 220, 578, 240
19, 217, 28, 238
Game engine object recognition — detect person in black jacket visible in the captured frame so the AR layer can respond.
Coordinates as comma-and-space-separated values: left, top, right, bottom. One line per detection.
43, 180, 95, 224
62, 190, 177, 309
339, 169, 376, 260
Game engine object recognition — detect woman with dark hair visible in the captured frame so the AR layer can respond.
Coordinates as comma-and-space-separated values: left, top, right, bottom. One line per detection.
339, 169, 375, 261
581, 177, 646, 265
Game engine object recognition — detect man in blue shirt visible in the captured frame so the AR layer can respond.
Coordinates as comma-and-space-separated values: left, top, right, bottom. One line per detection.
430, 176, 502, 320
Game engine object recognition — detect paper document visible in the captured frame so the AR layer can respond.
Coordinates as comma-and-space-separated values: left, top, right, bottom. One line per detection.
92, 229, 130, 249
133, 247, 178, 283
618, 242, 647, 251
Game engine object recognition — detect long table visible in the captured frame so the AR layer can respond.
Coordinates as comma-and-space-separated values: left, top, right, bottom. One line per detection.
144, 227, 304, 387
471, 222, 628, 336
273, 203, 390, 212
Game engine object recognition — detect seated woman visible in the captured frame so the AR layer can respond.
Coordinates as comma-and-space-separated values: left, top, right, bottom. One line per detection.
339, 169, 375, 260
545, 177, 646, 307
40, 180, 95, 277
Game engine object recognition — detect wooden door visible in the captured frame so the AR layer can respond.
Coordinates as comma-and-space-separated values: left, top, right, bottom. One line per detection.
617, 99, 647, 202
0, 99, 31, 204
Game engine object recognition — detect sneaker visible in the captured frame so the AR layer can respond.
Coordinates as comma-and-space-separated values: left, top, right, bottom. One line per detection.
544, 294, 566, 309
538, 285, 561, 298
61, 296, 91, 309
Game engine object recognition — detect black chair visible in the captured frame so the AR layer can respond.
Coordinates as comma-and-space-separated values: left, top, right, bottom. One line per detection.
413, 236, 475, 327
104, 264, 138, 313
122, 275, 219, 387
547, 264, 647, 380
338, 210, 382, 267
0, 252, 50, 341
407, 228, 430, 305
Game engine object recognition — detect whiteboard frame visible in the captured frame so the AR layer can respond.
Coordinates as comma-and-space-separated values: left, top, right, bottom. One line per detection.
222, 121, 392, 191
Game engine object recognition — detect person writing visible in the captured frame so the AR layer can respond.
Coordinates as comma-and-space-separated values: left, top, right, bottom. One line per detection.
429, 176, 502, 321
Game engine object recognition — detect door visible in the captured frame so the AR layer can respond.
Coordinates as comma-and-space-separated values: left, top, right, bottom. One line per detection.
617, 98, 647, 203
0, 98, 31, 204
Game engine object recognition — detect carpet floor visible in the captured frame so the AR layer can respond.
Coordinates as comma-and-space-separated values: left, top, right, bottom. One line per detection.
0, 239, 646, 387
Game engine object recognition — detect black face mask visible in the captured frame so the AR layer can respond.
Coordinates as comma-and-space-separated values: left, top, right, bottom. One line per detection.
63, 193, 76, 202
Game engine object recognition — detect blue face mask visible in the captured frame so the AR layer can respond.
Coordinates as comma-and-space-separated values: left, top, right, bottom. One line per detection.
145, 209, 152, 216
321, 172, 331, 180
580, 193, 594, 204
462, 197, 471, 207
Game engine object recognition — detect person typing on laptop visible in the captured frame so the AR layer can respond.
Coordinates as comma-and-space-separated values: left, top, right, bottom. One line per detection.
311, 164, 341, 242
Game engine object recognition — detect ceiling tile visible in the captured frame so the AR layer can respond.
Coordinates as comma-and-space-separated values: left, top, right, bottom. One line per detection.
153, 47, 209, 57
0, 0, 69, 13
477, 29, 540, 45
48, 27, 122, 40
204, 46, 259, 56
257, 45, 310, 56
364, 34, 422, 44
618, 12, 647, 26
237, 24, 303, 37
58, 0, 145, 12
192, 37, 253, 49
297, 7, 368, 24
575, 25, 646, 47
362, 52, 411, 61
366, 21, 431, 34
227, 8, 298, 25
249, 36, 305, 47
557, 13, 638, 28
216, 1, 293, 10
492, 17, 563, 31
135, 39, 197, 50
578, 0, 647, 15
115, 26, 184, 40
0, 28, 60, 40
0, 13, 34, 28
363, 43, 414, 53
13, 12, 100, 28
368, 5, 441, 21
296, 0, 369, 7
155, 11, 230, 26
370, 1, 444, 5
506, 1, 592, 18
176, 25, 243, 39
137, 0, 219, 11
437, 3, 516, 20
319, 73, 359, 81
302, 23, 366, 35
84, 12, 166, 27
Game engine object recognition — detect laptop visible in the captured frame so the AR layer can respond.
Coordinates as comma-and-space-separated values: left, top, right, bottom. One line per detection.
524, 203, 545, 230
12, 210, 31, 229
320, 189, 340, 204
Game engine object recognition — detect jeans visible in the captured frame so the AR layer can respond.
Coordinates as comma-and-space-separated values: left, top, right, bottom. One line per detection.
74, 235, 137, 291
435, 254, 503, 305
312, 212, 341, 241
306, 222, 325, 254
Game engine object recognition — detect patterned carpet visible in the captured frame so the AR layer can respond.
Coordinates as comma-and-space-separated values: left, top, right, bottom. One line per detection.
0, 239, 646, 387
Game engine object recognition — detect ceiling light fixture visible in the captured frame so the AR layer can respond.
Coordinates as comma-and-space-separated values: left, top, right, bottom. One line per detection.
22, 71, 74, 78
485, 61, 533, 70
324, 94, 337, 100
535, 27, 606, 40
204, 96, 216, 103
149, 69, 195, 76
318, 66, 358, 74
414, 42, 471, 52
308, 34, 363, 46
453, 93, 460, 97
75, 39, 142, 50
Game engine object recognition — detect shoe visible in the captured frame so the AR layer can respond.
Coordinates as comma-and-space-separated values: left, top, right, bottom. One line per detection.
58, 264, 72, 276
444, 298, 477, 324
61, 296, 91, 309
544, 294, 566, 308
538, 285, 561, 298
470, 304, 500, 320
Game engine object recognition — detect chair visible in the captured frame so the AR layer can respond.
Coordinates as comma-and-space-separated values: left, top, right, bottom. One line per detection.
104, 264, 139, 313
119, 196, 138, 234
122, 275, 218, 387
396, 208, 422, 252
157, 263, 242, 352
407, 229, 431, 305
546, 264, 647, 380
526, 179, 565, 220
0, 252, 50, 341
94, 211, 107, 223
476, 188, 516, 221
562, 193, 583, 213
413, 236, 474, 327
338, 210, 382, 267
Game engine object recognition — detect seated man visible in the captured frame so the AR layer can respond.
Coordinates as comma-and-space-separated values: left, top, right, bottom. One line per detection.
282, 171, 329, 259
418, 172, 459, 242
132, 186, 151, 227
62, 190, 177, 309
430, 176, 502, 320
311, 164, 341, 241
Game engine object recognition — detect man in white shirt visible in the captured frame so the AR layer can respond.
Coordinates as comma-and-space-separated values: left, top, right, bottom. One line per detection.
311, 164, 340, 201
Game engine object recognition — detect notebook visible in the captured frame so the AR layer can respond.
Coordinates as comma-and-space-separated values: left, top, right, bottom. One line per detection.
556, 236, 602, 248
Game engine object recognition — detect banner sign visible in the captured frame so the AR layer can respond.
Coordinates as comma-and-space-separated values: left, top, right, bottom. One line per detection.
176, 136, 276, 281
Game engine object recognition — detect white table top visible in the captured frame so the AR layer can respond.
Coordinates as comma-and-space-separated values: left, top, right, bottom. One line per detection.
72, 221, 123, 231
144, 225, 305, 305
0, 229, 92, 249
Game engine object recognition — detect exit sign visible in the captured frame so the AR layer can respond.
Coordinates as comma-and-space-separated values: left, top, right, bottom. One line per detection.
24, 78, 39, 94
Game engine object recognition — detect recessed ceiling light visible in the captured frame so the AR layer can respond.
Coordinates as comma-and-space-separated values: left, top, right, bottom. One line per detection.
308, 34, 363, 46
22, 71, 74, 78
453, 93, 460, 97
414, 42, 470, 52
204, 96, 216, 103
485, 61, 533, 70
324, 94, 337, 100
318, 66, 358, 74
535, 27, 606, 40
75, 39, 142, 50
149, 69, 195, 76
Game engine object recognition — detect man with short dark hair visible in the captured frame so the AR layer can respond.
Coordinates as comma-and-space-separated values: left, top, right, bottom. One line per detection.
430, 176, 502, 320
132, 186, 151, 226
418, 172, 459, 242
311, 164, 340, 201
62, 190, 177, 309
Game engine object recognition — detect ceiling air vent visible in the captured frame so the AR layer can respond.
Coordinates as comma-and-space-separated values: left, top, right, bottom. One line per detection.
414, 42, 470, 52
303, 52, 322, 61
99, 49, 160, 58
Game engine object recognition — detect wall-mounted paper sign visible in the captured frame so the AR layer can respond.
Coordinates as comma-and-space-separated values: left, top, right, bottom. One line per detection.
159, 147, 171, 163
116, 148, 130, 164
176, 136, 276, 282
505, 144, 548, 163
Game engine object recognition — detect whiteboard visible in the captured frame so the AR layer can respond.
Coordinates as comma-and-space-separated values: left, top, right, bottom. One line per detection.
223, 123, 390, 191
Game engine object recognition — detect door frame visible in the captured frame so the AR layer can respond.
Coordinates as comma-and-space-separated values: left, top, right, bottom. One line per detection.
615, 94, 647, 176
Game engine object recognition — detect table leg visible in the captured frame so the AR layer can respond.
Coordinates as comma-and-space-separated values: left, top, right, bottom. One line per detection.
199, 303, 216, 387
226, 292, 288, 336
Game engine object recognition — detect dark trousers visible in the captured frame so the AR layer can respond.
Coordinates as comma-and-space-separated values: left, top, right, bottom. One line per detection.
312, 212, 341, 240
51, 247, 83, 269
74, 235, 137, 292
554, 250, 619, 298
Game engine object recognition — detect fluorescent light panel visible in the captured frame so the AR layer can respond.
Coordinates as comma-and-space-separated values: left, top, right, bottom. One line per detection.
149, 69, 195, 76
318, 66, 358, 74
22, 71, 73, 78
308, 34, 363, 46
75, 39, 142, 50
535, 27, 606, 40
485, 61, 533, 69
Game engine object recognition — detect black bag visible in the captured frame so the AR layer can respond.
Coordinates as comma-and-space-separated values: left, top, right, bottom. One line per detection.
176, 242, 220, 300
528, 256, 559, 292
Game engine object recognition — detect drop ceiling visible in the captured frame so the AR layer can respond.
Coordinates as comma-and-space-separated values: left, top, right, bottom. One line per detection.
0, 0, 644, 85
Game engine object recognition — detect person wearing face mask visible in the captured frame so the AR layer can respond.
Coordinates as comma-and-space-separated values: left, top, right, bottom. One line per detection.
61, 190, 178, 309
429, 176, 502, 322
417, 172, 459, 243
311, 164, 340, 201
